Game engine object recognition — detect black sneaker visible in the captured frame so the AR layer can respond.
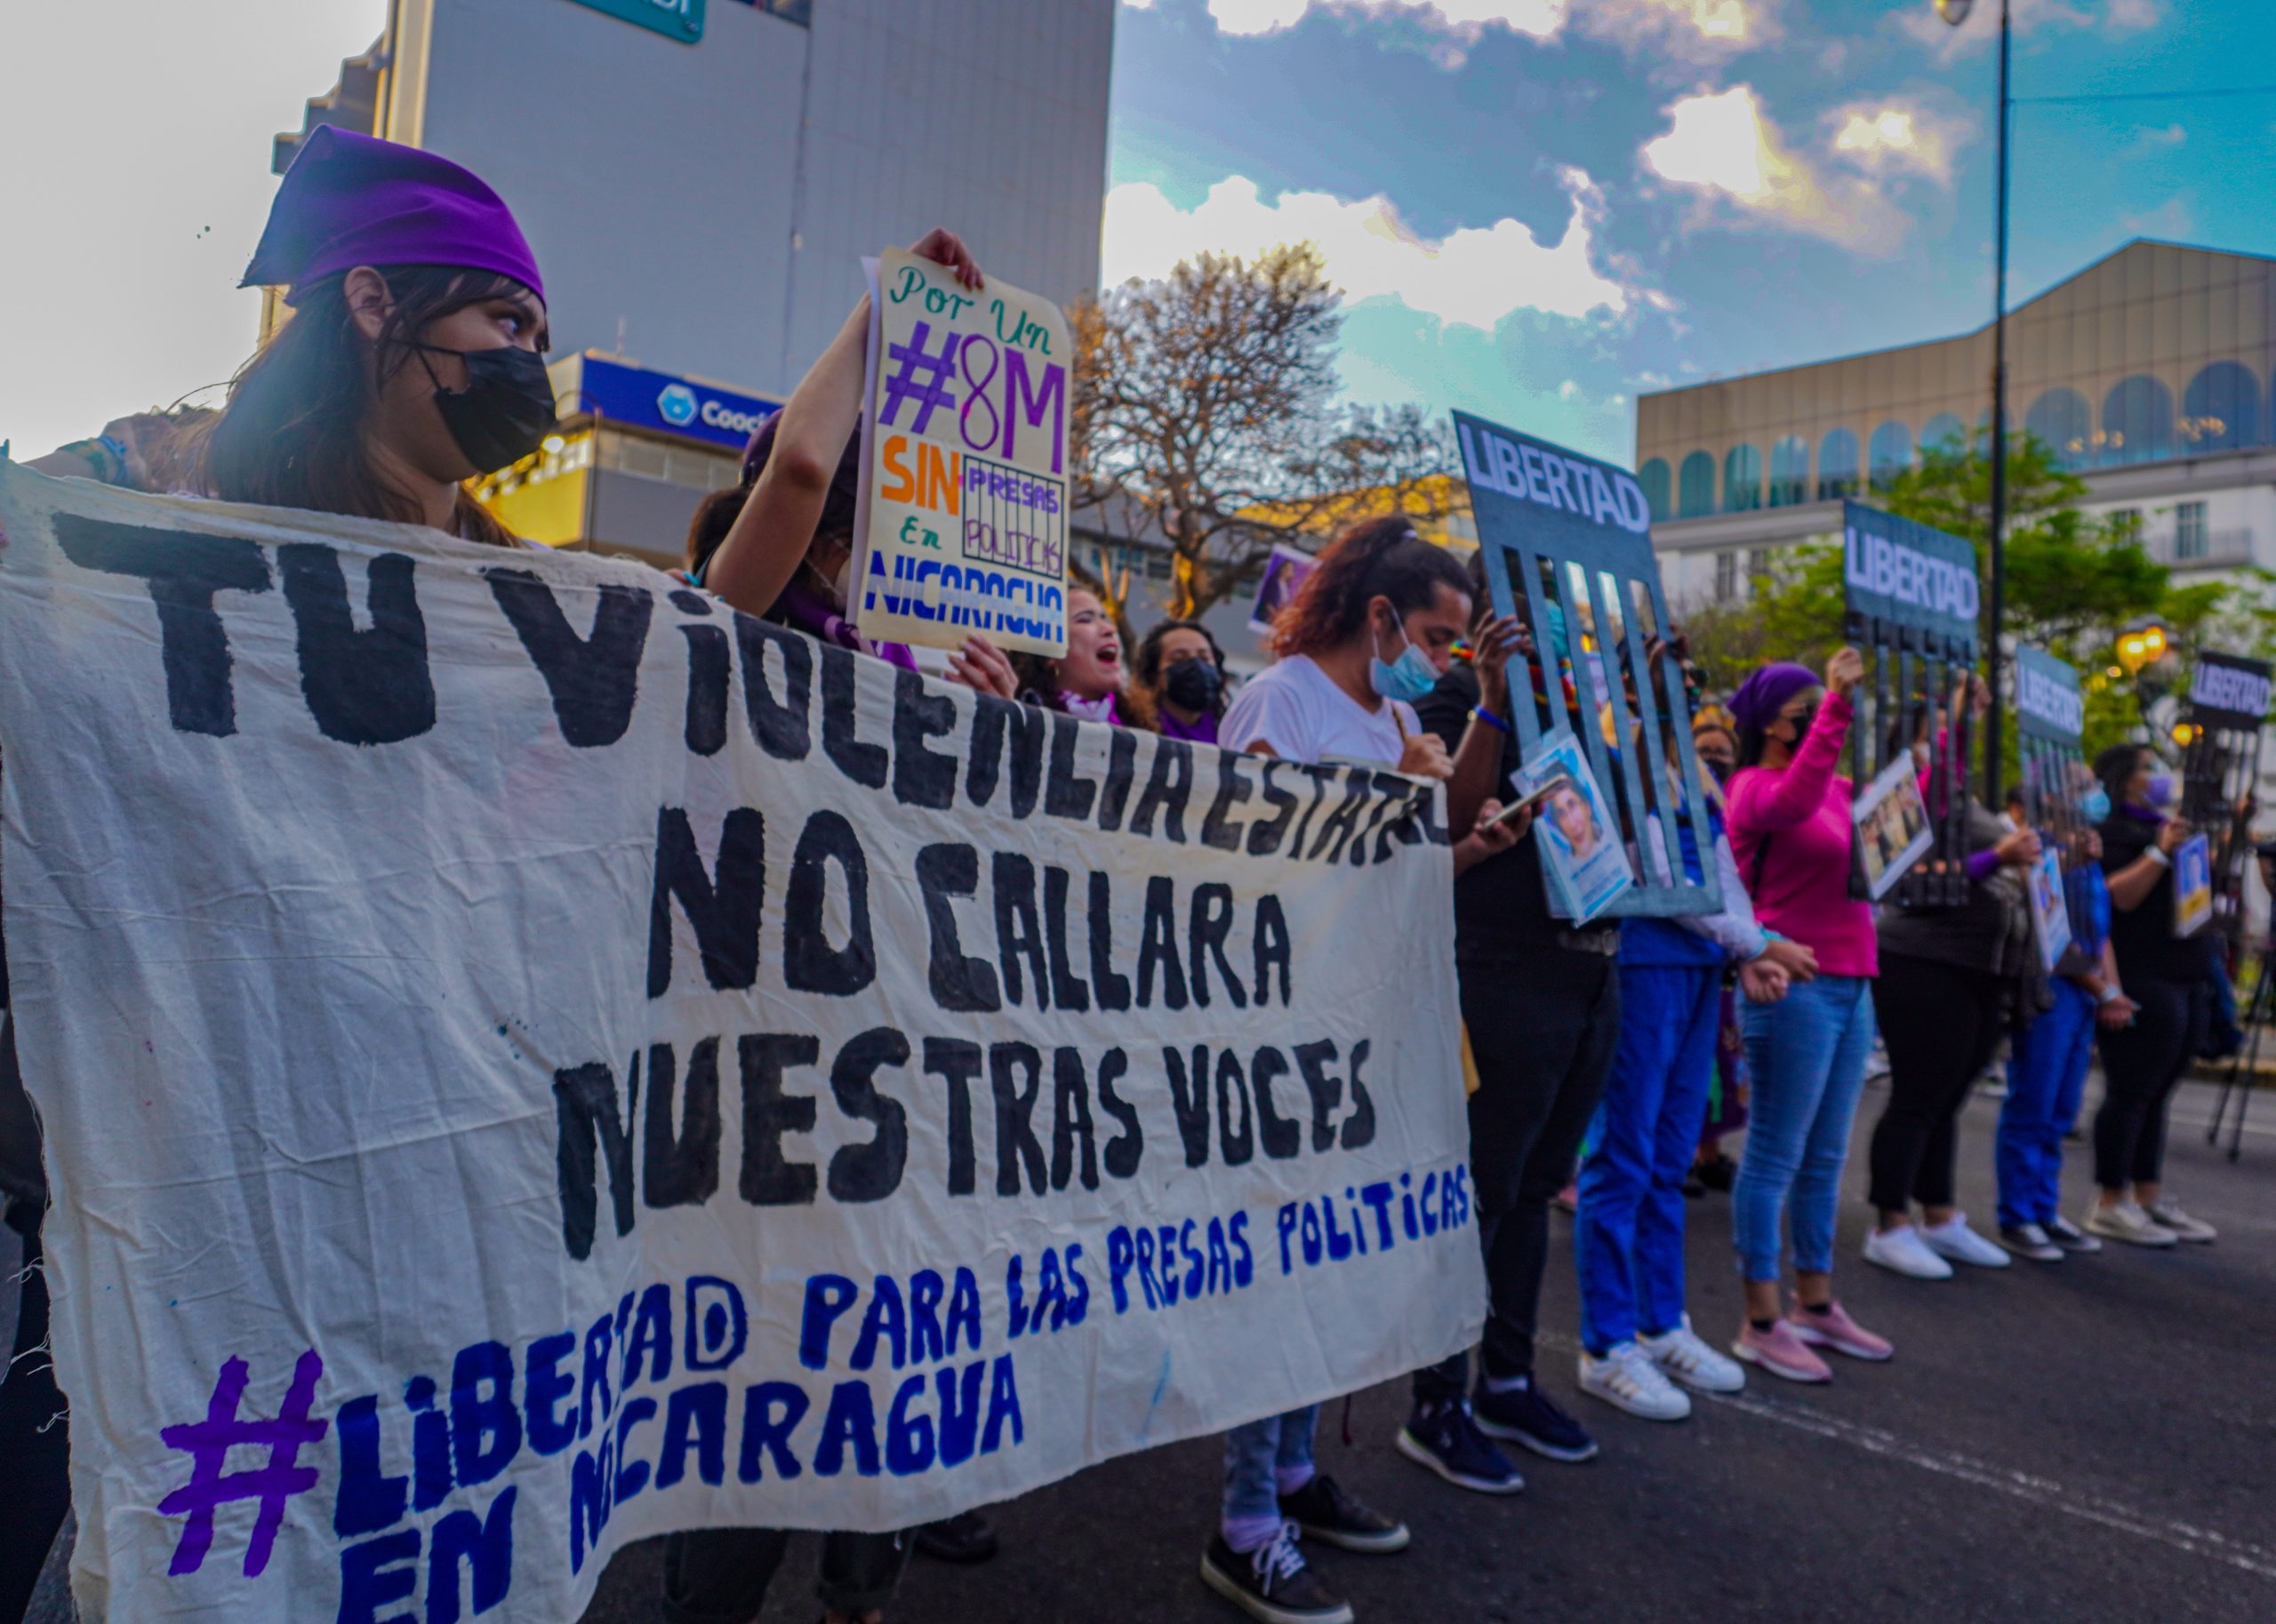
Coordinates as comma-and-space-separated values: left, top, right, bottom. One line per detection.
1472, 1377, 1599, 1462
1200, 1526, 1353, 1624
1278, 1472, 1411, 1553
2044, 1214, 2103, 1253
915, 1508, 999, 1564
1394, 1397, 1524, 1494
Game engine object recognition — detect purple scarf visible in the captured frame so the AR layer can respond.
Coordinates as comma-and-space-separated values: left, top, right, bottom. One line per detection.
776, 583, 917, 671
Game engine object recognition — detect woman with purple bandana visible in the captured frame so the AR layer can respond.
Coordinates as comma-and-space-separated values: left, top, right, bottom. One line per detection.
32, 125, 557, 540
1722, 651, 1895, 1383
6, 124, 571, 1622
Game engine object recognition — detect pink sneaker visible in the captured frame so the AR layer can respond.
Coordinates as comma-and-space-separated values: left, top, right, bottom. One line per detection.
1731, 1319, 1831, 1383
1785, 1300, 1893, 1363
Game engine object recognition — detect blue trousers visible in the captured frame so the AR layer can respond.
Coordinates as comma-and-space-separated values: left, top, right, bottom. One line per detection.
1221, 1405, 1317, 1546
1998, 982, 2096, 1230
1734, 976, 1878, 1282
1576, 962, 1723, 1355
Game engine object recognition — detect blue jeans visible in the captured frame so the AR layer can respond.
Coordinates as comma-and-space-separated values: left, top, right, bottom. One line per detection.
1221, 1405, 1317, 1548
1998, 981, 2096, 1229
1576, 962, 1722, 1353
1734, 975, 1876, 1282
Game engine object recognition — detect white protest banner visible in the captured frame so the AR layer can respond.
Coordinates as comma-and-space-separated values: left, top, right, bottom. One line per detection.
853, 247, 1072, 657
0, 464, 1479, 1623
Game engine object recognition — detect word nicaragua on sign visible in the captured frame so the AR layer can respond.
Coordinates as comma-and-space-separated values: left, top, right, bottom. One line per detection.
0, 465, 1482, 1624
1843, 522, 1981, 620
854, 248, 1074, 656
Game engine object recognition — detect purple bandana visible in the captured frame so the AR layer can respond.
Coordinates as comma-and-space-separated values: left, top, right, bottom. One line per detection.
1728, 662, 1820, 733
243, 126, 543, 305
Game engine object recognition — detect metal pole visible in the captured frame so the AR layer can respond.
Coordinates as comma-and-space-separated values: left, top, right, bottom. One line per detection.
1984, 0, 2012, 807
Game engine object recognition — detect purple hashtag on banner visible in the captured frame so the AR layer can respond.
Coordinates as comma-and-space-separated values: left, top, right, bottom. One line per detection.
158, 1349, 327, 1579
878, 320, 960, 436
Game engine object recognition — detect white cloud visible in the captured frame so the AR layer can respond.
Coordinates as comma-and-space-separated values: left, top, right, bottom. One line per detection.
1827, 99, 1971, 185
1204, 0, 1566, 43
1192, 0, 1777, 62
1558, 378, 1582, 398
2125, 121, 2187, 154
1899, 0, 2158, 60
1098, 169, 1634, 328
1639, 85, 1909, 253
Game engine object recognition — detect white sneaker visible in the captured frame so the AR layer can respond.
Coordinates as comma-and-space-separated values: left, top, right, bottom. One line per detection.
2083, 1201, 2178, 1248
1639, 1316, 1746, 1395
2144, 1197, 2216, 1242
1919, 1212, 2011, 1268
1863, 1223, 1954, 1279
1578, 1341, 1692, 1421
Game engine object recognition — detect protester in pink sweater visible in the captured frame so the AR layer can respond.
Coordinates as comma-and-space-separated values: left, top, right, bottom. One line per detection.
1720, 651, 1893, 1384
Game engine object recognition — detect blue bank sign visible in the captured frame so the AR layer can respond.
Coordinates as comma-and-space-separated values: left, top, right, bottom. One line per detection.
567, 356, 783, 451
563, 0, 704, 44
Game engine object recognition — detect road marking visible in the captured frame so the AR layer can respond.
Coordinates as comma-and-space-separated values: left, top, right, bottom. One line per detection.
1538, 1332, 2276, 1578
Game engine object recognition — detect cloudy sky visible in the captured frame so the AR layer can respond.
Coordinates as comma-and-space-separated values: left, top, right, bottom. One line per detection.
1105, 0, 2274, 460
0, 0, 2268, 468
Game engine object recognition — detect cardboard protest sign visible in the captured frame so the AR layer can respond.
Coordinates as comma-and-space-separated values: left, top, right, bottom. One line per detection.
2179, 649, 2272, 940
853, 247, 1072, 657
2174, 833, 2214, 938
1853, 754, 1934, 902
1454, 411, 1718, 920
1515, 732, 1632, 924
2028, 849, 2072, 975
1840, 501, 1979, 908
0, 465, 1479, 1624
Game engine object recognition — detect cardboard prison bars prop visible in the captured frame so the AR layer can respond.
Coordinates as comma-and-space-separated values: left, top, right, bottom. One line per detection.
1454, 411, 1719, 919
2179, 649, 2272, 940
1840, 500, 1979, 908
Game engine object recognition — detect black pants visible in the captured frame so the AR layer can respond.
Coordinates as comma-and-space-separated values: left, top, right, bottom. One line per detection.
0, 1212, 70, 1624
661, 1525, 910, 1624
2094, 974, 2208, 1190
1415, 943, 1619, 1403
1868, 954, 2007, 1213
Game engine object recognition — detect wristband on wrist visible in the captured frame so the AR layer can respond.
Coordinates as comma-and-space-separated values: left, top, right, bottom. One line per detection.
2097, 985, 2122, 1004
2145, 845, 2171, 868
1469, 704, 1511, 736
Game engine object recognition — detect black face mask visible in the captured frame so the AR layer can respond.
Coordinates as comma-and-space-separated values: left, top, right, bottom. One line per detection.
417, 344, 557, 476
1163, 658, 1223, 715
1782, 703, 1819, 748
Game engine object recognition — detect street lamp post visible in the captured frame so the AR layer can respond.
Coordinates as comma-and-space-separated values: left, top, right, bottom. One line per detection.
1936, 0, 2011, 806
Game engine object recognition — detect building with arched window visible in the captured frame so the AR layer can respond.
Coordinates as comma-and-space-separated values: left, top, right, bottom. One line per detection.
1636, 239, 2276, 608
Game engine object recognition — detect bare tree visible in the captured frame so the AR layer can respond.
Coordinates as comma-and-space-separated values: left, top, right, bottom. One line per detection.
1071, 244, 1463, 621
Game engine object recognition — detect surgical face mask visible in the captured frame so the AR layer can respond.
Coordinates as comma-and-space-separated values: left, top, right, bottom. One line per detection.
2145, 772, 2176, 810
1162, 657, 1223, 715
418, 343, 558, 476
1369, 617, 1441, 704
2081, 786, 2112, 822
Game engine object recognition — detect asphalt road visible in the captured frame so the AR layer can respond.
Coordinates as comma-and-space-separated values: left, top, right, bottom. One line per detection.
570, 1073, 2276, 1624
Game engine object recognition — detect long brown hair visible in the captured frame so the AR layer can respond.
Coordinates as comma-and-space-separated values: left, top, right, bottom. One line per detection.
1270, 516, 1471, 659
180, 265, 530, 546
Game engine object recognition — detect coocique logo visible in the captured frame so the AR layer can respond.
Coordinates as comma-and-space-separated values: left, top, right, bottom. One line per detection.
656, 384, 700, 427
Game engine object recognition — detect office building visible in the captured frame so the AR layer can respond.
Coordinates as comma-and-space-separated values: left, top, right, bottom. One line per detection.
1637, 239, 2276, 609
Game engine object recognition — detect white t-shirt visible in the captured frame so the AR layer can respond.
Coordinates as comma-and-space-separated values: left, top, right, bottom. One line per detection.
1220, 653, 1416, 769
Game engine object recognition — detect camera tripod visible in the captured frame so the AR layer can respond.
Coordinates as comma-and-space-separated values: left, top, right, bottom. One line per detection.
2207, 939, 2273, 1163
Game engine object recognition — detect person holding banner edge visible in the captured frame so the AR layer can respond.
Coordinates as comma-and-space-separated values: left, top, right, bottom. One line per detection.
1202, 517, 1525, 1624
7, 124, 571, 1620
1724, 652, 1894, 1382
2088, 744, 2220, 1246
